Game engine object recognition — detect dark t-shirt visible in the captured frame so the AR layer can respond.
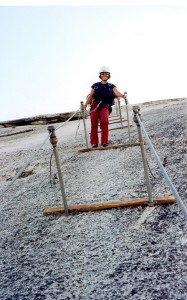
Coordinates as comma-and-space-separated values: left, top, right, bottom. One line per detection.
91, 82, 116, 106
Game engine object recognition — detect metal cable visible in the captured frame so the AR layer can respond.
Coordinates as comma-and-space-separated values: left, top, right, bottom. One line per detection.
90, 101, 102, 113
146, 158, 157, 179
75, 111, 81, 138
0, 133, 50, 197
0, 108, 80, 198
136, 113, 187, 219
55, 108, 80, 131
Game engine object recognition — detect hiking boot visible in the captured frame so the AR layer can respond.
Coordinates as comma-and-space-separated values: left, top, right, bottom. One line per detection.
92, 144, 98, 148
102, 143, 108, 147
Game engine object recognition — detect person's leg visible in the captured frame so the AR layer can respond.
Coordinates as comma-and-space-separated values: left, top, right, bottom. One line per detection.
90, 108, 99, 146
100, 107, 109, 145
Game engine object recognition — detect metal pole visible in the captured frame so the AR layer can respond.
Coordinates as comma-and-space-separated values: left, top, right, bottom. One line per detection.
116, 98, 119, 116
124, 92, 132, 144
80, 101, 89, 149
132, 106, 154, 206
136, 113, 187, 219
117, 98, 123, 128
48, 126, 69, 216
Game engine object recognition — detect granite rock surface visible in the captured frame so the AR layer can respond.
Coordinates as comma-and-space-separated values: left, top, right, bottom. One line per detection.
0, 99, 187, 300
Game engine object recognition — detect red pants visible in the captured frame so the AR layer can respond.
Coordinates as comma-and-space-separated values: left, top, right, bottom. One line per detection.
90, 102, 109, 145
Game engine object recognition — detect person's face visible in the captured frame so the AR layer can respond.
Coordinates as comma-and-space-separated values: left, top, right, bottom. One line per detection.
100, 72, 110, 80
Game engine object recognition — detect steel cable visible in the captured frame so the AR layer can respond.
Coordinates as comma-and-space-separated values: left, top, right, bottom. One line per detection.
0, 133, 50, 197
75, 110, 82, 138
55, 108, 80, 131
0, 108, 80, 197
136, 113, 187, 219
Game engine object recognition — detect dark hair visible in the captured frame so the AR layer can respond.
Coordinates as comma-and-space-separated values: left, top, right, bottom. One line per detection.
99, 73, 111, 79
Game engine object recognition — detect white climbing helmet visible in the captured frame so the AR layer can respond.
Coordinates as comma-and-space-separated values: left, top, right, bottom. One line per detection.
99, 66, 110, 73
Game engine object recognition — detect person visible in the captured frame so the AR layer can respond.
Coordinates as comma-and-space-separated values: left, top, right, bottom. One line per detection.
84, 66, 124, 148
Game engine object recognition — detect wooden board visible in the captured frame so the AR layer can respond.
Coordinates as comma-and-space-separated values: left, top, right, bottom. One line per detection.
43, 196, 176, 216
109, 115, 118, 118
109, 117, 127, 121
109, 119, 127, 124
79, 142, 140, 152
98, 125, 133, 133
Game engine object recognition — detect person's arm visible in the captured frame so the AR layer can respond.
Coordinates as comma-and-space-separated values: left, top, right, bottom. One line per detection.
113, 87, 124, 98
84, 88, 95, 108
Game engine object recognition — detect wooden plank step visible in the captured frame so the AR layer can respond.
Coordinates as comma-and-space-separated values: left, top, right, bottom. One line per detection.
109, 117, 127, 121
98, 125, 133, 133
79, 142, 140, 152
109, 115, 118, 118
43, 196, 176, 216
109, 119, 127, 124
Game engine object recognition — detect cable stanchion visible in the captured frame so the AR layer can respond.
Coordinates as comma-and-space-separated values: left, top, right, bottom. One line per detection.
115, 98, 119, 116
133, 105, 154, 206
117, 98, 124, 128
48, 126, 69, 216
80, 101, 89, 149
134, 107, 187, 219
124, 92, 132, 144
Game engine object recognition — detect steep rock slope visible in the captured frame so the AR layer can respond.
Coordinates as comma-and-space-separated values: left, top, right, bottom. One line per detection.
0, 99, 187, 300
